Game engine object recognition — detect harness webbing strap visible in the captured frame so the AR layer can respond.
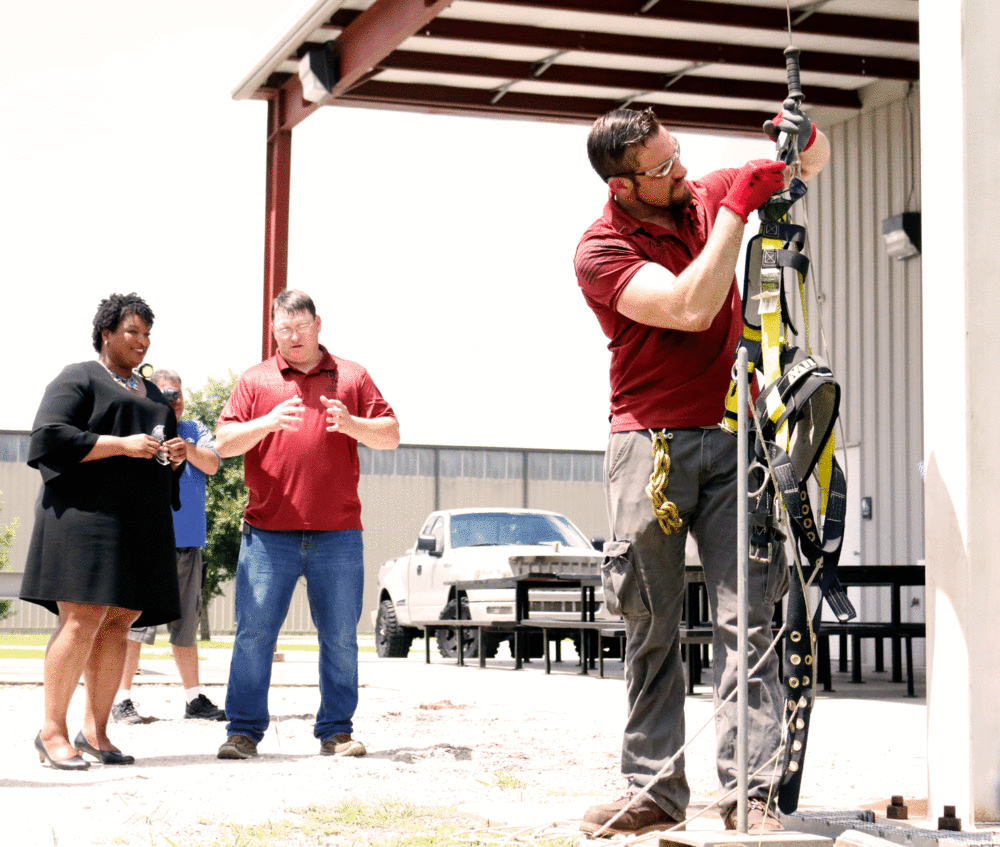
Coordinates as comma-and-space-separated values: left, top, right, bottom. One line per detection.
727, 43, 855, 814
721, 190, 856, 814
722, 334, 760, 431
721, 223, 810, 435
759, 271, 784, 386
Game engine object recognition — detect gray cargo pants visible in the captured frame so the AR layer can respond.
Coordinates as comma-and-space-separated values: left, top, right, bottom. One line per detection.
602, 427, 788, 820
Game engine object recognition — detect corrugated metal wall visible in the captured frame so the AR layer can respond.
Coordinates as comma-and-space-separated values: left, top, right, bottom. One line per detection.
804, 84, 925, 638
206, 448, 608, 635
1, 442, 606, 635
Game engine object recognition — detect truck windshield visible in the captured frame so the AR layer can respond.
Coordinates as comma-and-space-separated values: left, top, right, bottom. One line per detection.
449, 512, 591, 550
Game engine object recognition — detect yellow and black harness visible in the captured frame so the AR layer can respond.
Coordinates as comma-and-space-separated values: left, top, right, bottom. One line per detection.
722, 46, 856, 814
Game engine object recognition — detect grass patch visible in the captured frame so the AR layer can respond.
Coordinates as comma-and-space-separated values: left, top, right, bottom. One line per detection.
477, 771, 528, 792
0, 633, 51, 647
0, 634, 385, 658
0, 648, 46, 659
196, 640, 319, 652
0, 633, 329, 652
180, 797, 533, 847
476, 771, 530, 802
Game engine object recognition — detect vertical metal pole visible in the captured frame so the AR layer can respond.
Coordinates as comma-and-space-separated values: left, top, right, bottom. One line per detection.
522, 451, 529, 508
433, 447, 440, 512
262, 91, 292, 361
736, 346, 749, 833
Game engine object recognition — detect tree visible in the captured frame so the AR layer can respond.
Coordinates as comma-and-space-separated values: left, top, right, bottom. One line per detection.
184, 372, 247, 638
0, 491, 18, 621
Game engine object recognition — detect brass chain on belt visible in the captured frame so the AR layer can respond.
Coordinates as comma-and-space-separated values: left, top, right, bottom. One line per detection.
646, 430, 682, 535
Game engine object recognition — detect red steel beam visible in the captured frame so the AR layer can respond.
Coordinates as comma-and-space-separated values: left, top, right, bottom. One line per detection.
333, 79, 771, 133
258, 0, 455, 353
275, 0, 456, 134
466, 0, 920, 44
323, 11, 920, 81
262, 90, 292, 360
366, 47, 862, 109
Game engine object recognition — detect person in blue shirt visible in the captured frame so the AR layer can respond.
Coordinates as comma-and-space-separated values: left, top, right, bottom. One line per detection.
112, 369, 226, 722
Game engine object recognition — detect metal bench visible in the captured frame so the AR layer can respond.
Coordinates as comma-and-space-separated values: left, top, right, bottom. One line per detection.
412, 618, 626, 676
817, 621, 925, 696
807, 565, 926, 696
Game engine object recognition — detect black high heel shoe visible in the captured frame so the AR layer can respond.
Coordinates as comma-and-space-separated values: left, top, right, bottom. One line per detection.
35, 733, 90, 770
74, 731, 135, 765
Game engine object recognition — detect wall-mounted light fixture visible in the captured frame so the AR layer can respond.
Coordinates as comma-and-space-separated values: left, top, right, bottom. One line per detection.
298, 41, 340, 103
881, 212, 921, 260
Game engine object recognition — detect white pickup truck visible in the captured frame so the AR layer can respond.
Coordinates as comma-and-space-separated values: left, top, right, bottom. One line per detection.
373, 508, 611, 659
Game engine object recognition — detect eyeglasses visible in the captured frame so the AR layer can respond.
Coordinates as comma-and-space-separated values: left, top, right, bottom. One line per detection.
274, 319, 316, 338
609, 138, 681, 180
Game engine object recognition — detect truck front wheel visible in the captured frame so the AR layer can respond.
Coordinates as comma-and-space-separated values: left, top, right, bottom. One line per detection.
436, 596, 505, 660
375, 598, 415, 658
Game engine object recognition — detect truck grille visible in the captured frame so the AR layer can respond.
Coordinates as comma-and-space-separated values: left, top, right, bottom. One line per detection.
530, 600, 582, 613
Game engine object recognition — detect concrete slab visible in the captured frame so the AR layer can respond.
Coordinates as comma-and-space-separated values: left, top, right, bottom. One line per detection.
785, 811, 1000, 847
658, 831, 833, 847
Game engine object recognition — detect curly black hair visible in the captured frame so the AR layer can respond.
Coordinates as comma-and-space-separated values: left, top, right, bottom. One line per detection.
91, 292, 155, 352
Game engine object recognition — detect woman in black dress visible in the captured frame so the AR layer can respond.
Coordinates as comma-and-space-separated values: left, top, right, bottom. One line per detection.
22, 293, 185, 769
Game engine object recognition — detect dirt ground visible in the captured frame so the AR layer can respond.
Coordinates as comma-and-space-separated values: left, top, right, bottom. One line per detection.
0, 641, 928, 847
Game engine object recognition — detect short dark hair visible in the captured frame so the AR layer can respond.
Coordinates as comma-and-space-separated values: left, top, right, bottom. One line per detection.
271, 289, 316, 322
91, 292, 155, 353
587, 107, 662, 182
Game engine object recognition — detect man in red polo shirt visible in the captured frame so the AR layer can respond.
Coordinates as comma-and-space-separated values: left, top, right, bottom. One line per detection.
574, 107, 829, 837
214, 289, 400, 761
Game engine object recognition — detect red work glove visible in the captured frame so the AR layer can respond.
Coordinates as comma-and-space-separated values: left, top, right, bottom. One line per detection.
720, 159, 787, 223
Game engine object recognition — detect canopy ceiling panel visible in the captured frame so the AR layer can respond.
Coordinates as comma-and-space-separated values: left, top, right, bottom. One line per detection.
233, 0, 919, 134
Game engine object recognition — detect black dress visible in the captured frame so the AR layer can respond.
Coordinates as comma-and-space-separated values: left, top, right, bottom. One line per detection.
20, 360, 182, 626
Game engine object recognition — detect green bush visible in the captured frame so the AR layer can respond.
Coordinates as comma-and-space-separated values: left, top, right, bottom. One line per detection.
184, 372, 247, 632
0, 491, 18, 621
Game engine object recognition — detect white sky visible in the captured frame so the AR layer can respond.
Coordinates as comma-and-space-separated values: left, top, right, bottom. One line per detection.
2, 0, 771, 451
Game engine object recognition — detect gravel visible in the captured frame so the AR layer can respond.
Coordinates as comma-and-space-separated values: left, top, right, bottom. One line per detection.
0, 643, 927, 846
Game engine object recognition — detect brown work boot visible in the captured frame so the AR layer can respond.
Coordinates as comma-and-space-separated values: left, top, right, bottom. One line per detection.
217, 735, 258, 760
319, 733, 366, 757
581, 791, 684, 836
724, 798, 784, 833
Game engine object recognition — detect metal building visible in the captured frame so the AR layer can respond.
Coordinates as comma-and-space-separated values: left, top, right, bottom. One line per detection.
0, 435, 605, 635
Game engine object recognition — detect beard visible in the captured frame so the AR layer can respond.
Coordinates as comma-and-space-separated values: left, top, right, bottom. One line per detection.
667, 181, 694, 212
634, 179, 693, 215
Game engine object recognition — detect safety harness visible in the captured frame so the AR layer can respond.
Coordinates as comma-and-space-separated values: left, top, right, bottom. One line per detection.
721, 46, 857, 813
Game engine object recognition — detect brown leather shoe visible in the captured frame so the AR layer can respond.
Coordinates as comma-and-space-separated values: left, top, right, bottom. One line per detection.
319, 733, 366, 757
217, 735, 258, 760
581, 793, 684, 836
724, 798, 784, 833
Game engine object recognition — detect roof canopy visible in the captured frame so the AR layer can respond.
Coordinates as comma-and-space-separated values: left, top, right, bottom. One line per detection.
233, 0, 919, 135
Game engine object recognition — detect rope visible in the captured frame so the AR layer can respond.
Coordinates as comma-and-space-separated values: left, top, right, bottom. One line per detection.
646, 431, 682, 535
447, 504, 817, 845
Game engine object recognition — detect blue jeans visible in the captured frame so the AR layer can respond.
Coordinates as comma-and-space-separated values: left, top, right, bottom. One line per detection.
225, 527, 364, 744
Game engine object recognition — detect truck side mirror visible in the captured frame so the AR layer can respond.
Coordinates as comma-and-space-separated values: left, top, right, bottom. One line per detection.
416, 534, 443, 556
591, 537, 605, 552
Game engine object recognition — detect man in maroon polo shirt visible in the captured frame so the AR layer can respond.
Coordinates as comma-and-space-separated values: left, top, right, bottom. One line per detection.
214, 289, 400, 761
574, 107, 830, 837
